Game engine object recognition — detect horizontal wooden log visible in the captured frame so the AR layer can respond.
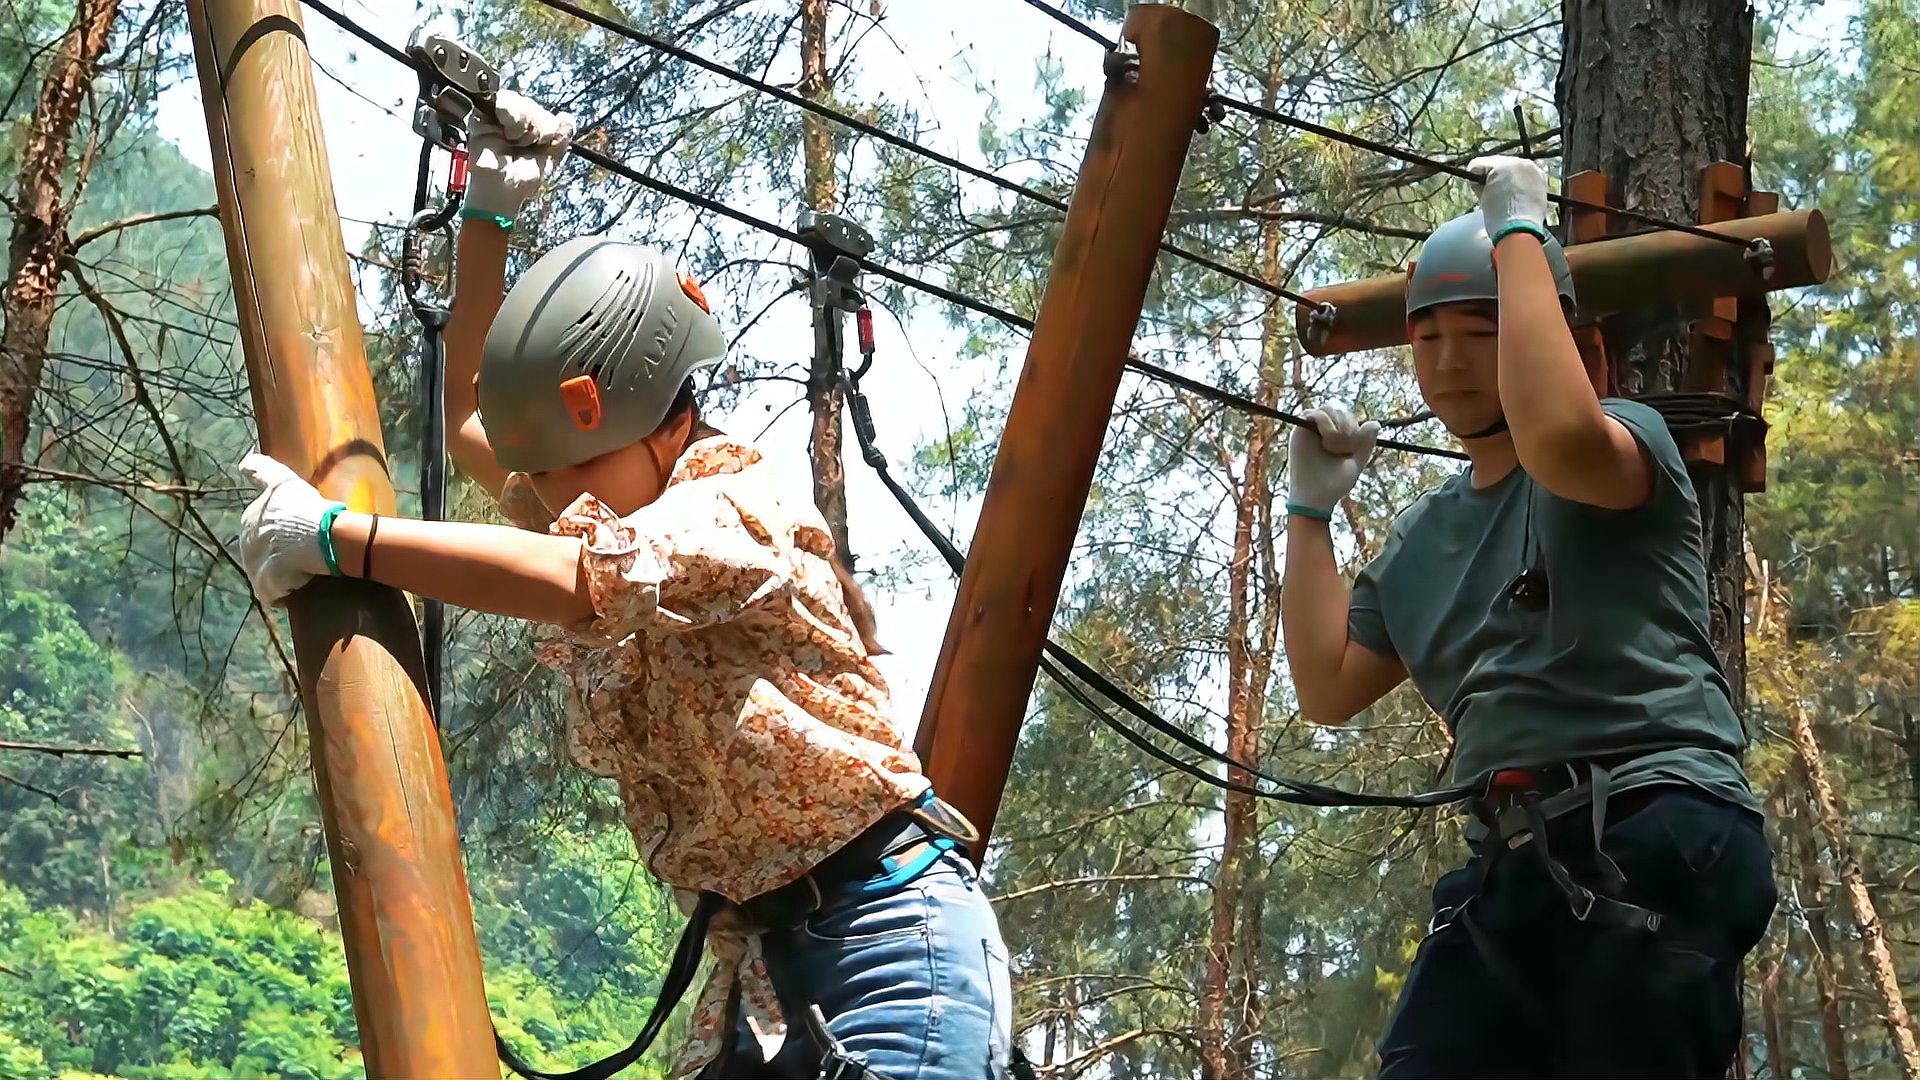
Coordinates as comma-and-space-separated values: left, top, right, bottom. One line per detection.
1294, 209, 1830, 356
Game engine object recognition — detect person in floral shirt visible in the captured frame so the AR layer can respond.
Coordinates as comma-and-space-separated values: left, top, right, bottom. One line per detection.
234, 91, 1017, 1080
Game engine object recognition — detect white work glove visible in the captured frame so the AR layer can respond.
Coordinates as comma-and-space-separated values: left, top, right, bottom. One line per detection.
237, 453, 343, 606
1286, 405, 1379, 518
1468, 154, 1551, 243
465, 90, 576, 222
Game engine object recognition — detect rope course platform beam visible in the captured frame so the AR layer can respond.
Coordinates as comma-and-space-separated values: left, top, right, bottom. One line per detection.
1294, 208, 1830, 356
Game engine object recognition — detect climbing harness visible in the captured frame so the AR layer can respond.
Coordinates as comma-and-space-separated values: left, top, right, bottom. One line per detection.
1425, 760, 1676, 1051
402, 28, 500, 718
495, 792, 998, 1080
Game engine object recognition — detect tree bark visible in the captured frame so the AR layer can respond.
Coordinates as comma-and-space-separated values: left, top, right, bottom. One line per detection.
1789, 699, 1920, 1078
1791, 776, 1853, 1079
1201, 214, 1285, 1080
1557, 0, 1754, 708
0, 0, 119, 548
798, 0, 850, 561
1758, 949, 1787, 1079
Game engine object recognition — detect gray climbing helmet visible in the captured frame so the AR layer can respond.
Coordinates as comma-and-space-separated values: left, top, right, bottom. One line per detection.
478, 236, 726, 473
1404, 211, 1576, 319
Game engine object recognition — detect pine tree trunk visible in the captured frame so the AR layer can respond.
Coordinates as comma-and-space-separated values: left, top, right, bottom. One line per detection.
1201, 214, 1285, 1080
798, 0, 850, 561
0, 0, 119, 548
1789, 700, 1920, 1078
1557, 0, 1754, 708
1758, 949, 1787, 1079
1791, 777, 1853, 1079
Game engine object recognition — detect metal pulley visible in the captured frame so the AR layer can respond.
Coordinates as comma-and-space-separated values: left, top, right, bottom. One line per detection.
798, 210, 874, 313
406, 29, 501, 149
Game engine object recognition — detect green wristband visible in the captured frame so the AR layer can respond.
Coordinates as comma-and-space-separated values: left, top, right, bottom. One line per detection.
1285, 501, 1334, 522
317, 503, 349, 577
1490, 219, 1551, 247
458, 206, 515, 232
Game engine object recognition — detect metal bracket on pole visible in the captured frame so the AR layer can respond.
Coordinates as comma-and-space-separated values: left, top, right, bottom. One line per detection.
1195, 90, 1226, 134
796, 210, 873, 569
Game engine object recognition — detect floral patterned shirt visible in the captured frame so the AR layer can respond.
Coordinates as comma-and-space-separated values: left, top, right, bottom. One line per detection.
497, 436, 929, 1076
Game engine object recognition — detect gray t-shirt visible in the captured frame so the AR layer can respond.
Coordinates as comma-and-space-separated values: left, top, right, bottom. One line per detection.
1348, 398, 1760, 814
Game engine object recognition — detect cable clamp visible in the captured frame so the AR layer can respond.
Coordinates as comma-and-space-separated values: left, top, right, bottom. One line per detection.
1196, 90, 1226, 135
1304, 302, 1338, 351
1103, 40, 1140, 85
1744, 237, 1776, 282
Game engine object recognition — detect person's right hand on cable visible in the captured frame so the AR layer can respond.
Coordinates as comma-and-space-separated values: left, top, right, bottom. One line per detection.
464, 90, 576, 229
1286, 405, 1380, 521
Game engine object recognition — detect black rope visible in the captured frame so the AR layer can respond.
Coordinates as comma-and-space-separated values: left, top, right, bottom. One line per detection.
1000, 0, 1752, 250
1020, 0, 1116, 48
1212, 93, 1751, 247
1126, 354, 1467, 460
298, 0, 1465, 462
1638, 391, 1767, 434
523, 0, 1314, 308
307, 0, 1478, 811
845, 372, 1475, 810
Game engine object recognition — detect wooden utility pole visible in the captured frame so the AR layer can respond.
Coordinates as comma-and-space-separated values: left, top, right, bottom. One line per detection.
915, 4, 1219, 856
186, 2, 497, 1075
0, 0, 120, 549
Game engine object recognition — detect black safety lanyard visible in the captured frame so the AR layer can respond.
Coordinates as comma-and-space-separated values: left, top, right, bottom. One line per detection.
401, 140, 460, 720
402, 30, 498, 719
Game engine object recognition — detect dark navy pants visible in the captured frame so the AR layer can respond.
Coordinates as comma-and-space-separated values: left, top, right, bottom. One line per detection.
1379, 786, 1777, 1078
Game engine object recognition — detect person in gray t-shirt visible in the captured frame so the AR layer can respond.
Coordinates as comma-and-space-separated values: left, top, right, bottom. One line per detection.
1278, 157, 1776, 1077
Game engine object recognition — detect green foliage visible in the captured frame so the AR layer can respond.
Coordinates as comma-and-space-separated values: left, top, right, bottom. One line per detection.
0, 874, 358, 1079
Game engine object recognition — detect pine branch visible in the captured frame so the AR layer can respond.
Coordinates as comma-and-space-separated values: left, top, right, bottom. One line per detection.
0, 738, 142, 758
66, 205, 217, 250
1166, 208, 1432, 242
991, 874, 1213, 904
16, 461, 240, 498
0, 768, 66, 802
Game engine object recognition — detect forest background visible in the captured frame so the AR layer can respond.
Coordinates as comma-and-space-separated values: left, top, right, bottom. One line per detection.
0, 0, 1913, 1076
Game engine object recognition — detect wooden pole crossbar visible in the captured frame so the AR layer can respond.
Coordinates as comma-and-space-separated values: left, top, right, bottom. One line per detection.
1292, 208, 1830, 357
186, 1, 498, 1074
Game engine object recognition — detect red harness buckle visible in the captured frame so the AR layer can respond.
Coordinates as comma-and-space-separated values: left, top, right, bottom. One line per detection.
1487, 767, 1538, 795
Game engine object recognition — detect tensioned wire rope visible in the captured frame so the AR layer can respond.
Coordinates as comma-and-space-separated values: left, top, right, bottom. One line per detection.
298, 0, 1481, 807
1017, 0, 1757, 248
299, 0, 1468, 461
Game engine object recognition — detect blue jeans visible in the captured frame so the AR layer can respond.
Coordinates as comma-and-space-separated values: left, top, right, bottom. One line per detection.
703, 850, 1014, 1079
